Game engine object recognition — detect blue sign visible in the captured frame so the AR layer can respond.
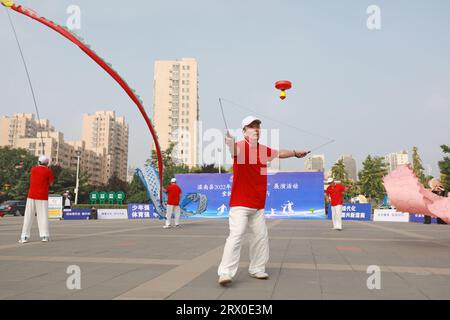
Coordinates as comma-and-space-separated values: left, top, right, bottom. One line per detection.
409, 213, 437, 224
127, 203, 158, 219
63, 208, 91, 220
327, 203, 371, 221
175, 172, 326, 220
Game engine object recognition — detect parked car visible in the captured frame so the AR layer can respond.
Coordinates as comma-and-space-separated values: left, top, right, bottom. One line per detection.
0, 200, 27, 216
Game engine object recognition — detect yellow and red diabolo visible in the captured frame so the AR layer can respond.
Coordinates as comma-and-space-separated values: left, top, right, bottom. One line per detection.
275, 80, 292, 100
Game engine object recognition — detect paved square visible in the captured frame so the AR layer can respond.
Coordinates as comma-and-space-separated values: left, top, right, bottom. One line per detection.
1, 216, 449, 300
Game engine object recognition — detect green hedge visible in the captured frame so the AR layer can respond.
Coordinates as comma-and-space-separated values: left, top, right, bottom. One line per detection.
73, 204, 128, 209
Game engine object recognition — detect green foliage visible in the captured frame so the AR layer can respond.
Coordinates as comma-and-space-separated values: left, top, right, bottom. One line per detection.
438, 144, 450, 194
358, 155, 388, 204
412, 146, 427, 186
150, 142, 190, 187
190, 164, 227, 173
127, 174, 148, 204
104, 173, 128, 193
331, 159, 359, 201
331, 159, 348, 182
0, 147, 37, 202
73, 204, 127, 209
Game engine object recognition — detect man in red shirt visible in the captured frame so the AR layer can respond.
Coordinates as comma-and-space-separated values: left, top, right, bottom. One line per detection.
325, 177, 351, 231
218, 116, 308, 286
19, 155, 54, 243
164, 177, 182, 229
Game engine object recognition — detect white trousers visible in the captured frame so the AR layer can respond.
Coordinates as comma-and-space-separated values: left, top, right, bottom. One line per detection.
218, 206, 269, 277
21, 198, 50, 238
165, 205, 181, 226
331, 205, 343, 230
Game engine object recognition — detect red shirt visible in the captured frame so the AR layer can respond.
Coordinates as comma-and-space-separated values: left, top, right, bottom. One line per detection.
166, 183, 182, 206
229, 140, 278, 209
28, 165, 54, 200
326, 183, 347, 206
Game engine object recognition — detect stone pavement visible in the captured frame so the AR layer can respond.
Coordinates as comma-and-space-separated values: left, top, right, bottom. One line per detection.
0, 216, 449, 300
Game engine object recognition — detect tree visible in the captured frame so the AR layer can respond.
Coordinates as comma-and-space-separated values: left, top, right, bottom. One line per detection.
331, 159, 348, 182
0, 147, 37, 202
104, 173, 128, 193
412, 146, 427, 186
331, 159, 359, 201
150, 142, 190, 187
127, 174, 148, 203
49, 165, 91, 198
438, 144, 450, 194
358, 155, 388, 204
190, 164, 227, 173
50, 165, 75, 194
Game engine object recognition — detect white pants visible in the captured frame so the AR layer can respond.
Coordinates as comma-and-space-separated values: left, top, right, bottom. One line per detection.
218, 206, 269, 277
331, 205, 343, 230
21, 198, 50, 239
165, 205, 181, 226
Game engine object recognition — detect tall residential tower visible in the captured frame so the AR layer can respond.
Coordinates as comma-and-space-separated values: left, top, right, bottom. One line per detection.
153, 58, 199, 167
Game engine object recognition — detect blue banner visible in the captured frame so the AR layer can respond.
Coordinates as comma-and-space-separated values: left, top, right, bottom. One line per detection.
63, 208, 91, 220
327, 203, 371, 221
409, 213, 437, 224
127, 203, 158, 219
175, 172, 325, 219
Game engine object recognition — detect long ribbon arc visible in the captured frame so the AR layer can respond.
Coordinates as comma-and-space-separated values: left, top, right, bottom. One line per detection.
2, 1, 164, 200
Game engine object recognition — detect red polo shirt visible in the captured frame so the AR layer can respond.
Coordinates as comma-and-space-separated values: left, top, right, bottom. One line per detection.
28, 165, 54, 200
326, 183, 347, 206
229, 140, 278, 209
166, 183, 182, 206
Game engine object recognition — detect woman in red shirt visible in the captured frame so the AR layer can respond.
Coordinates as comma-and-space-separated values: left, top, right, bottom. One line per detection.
19, 155, 54, 243
325, 178, 351, 231
163, 178, 182, 229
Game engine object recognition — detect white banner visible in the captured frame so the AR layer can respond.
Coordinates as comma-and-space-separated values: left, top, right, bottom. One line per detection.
97, 209, 128, 220
373, 209, 410, 222
48, 195, 63, 219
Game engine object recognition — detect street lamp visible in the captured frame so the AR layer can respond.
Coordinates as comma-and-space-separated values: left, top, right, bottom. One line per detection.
75, 150, 82, 205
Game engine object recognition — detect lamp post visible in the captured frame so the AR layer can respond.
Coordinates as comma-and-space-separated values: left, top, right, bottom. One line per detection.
75, 150, 82, 205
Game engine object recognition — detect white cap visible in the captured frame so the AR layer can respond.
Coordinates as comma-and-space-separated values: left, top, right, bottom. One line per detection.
38, 155, 50, 165
327, 177, 334, 184
241, 116, 261, 129
171, 178, 176, 183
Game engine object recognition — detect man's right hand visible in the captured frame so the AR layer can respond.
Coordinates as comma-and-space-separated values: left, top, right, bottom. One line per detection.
225, 131, 235, 147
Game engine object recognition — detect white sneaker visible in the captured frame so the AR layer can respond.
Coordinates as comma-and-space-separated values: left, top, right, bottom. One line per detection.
174, 224, 181, 228
218, 275, 233, 286
18, 237, 29, 244
249, 272, 269, 279
41, 236, 50, 242
163, 225, 171, 229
